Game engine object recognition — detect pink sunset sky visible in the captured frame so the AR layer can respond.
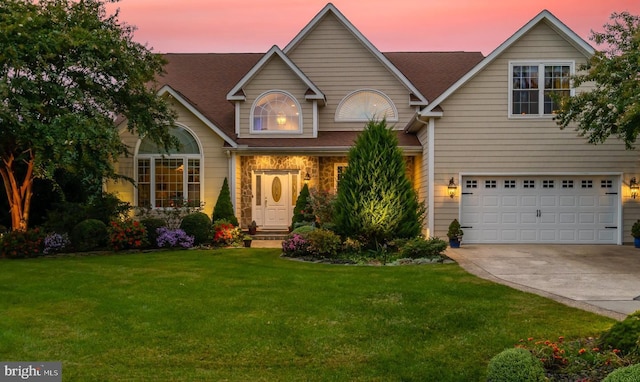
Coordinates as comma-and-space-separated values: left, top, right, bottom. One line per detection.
108, 0, 640, 55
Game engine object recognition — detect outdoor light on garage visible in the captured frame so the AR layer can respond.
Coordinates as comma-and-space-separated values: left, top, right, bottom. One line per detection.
447, 177, 457, 198
631, 177, 639, 199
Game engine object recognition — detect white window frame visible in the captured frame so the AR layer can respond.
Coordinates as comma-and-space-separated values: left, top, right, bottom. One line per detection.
508, 60, 575, 118
250, 90, 303, 134
334, 163, 348, 191
134, 125, 203, 209
335, 89, 398, 122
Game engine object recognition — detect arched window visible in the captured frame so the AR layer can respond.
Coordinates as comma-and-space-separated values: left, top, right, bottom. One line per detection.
335, 89, 398, 122
251, 91, 302, 133
136, 126, 202, 208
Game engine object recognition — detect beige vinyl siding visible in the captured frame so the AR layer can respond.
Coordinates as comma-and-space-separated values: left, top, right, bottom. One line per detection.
431, 21, 640, 241
286, 14, 417, 131
238, 56, 315, 138
105, 100, 230, 218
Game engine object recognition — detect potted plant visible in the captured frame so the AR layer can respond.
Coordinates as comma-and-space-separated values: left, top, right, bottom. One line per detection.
447, 219, 464, 248
632, 220, 640, 248
243, 235, 253, 248
248, 220, 258, 235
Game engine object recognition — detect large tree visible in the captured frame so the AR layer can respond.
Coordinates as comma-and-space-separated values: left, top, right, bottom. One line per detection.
334, 119, 425, 248
554, 12, 640, 149
0, 0, 177, 231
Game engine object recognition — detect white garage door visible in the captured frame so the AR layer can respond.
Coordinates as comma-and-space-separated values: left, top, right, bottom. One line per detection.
460, 176, 619, 243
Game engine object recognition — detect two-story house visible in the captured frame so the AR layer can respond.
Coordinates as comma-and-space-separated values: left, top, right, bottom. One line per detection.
107, 3, 640, 244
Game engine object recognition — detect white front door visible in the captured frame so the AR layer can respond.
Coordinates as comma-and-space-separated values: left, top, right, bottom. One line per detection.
253, 171, 296, 230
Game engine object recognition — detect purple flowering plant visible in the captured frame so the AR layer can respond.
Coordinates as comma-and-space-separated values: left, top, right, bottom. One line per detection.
282, 234, 310, 257
156, 227, 195, 248
43, 232, 70, 255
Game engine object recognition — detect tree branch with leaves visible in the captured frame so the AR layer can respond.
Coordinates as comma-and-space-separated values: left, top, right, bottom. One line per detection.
0, 0, 178, 231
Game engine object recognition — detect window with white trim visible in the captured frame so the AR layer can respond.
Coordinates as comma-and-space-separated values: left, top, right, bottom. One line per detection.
334, 163, 348, 191
251, 91, 301, 133
136, 126, 202, 208
336, 89, 397, 122
510, 62, 572, 117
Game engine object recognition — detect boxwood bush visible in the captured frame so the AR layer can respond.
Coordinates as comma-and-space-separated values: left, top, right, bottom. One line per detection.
72, 219, 108, 252
603, 363, 640, 382
486, 347, 545, 382
598, 310, 640, 355
180, 212, 211, 245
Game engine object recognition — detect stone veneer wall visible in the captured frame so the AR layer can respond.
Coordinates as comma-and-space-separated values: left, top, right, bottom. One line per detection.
240, 155, 415, 227
240, 155, 318, 228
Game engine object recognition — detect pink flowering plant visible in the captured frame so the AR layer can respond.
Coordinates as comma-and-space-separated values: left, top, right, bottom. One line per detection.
108, 220, 147, 251
282, 234, 310, 257
516, 336, 635, 380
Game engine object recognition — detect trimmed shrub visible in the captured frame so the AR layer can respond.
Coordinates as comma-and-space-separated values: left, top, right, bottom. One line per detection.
180, 212, 211, 245
334, 119, 425, 248
603, 363, 640, 382
0, 228, 44, 259
599, 310, 640, 355
156, 227, 194, 248
43, 201, 88, 234
306, 229, 341, 259
486, 347, 545, 382
292, 225, 316, 235
140, 218, 166, 248
87, 193, 132, 224
108, 220, 146, 251
72, 219, 108, 251
397, 237, 448, 259
291, 183, 314, 229
212, 178, 238, 226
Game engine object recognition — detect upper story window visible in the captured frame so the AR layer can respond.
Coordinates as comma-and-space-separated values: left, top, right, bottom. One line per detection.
510, 62, 573, 117
251, 91, 302, 133
336, 89, 398, 122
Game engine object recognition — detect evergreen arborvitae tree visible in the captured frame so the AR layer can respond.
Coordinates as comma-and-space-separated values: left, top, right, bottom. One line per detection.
212, 178, 238, 226
334, 120, 424, 247
291, 183, 314, 229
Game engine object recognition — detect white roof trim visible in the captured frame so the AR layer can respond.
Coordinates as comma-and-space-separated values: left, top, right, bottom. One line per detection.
284, 3, 428, 106
420, 9, 595, 115
226, 45, 325, 103
158, 85, 238, 148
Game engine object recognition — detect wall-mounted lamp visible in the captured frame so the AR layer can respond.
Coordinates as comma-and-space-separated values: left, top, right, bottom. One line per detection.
276, 111, 287, 126
447, 177, 457, 199
631, 177, 639, 199
304, 172, 311, 184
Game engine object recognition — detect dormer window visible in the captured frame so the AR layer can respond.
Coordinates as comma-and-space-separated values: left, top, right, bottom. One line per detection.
251, 91, 302, 133
336, 89, 398, 122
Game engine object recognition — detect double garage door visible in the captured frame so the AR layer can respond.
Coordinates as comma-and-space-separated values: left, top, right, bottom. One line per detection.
460, 175, 619, 244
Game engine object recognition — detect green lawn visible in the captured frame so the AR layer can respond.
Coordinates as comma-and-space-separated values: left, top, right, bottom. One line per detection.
0, 249, 614, 381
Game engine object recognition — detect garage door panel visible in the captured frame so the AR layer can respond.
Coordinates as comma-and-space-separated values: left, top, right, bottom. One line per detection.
460, 176, 618, 244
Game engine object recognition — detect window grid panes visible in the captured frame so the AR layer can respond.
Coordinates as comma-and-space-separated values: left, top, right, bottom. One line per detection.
504, 180, 516, 188
466, 180, 478, 188
582, 180, 593, 189
562, 180, 574, 188
511, 63, 571, 116
524, 180, 535, 188
485, 180, 497, 188
252, 92, 301, 132
543, 180, 555, 188
336, 90, 397, 121
601, 180, 613, 188
138, 159, 151, 207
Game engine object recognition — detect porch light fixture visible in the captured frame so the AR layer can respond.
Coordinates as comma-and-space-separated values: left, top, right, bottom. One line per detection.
304, 172, 311, 184
447, 177, 457, 199
276, 111, 287, 126
631, 177, 639, 199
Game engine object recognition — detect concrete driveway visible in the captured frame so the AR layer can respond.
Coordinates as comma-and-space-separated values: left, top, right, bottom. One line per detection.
445, 245, 640, 320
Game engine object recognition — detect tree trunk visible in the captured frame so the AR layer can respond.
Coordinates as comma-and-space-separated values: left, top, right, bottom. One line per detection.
0, 151, 35, 232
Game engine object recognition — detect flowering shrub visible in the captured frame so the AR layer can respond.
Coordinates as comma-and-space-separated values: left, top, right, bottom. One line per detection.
282, 234, 310, 257
306, 229, 341, 258
0, 228, 44, 259
516, 336, 635, 380
156, 227, 195, 248
212, 219, 242, 247
43, 232, 70, 255
108, 220, 147, 251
